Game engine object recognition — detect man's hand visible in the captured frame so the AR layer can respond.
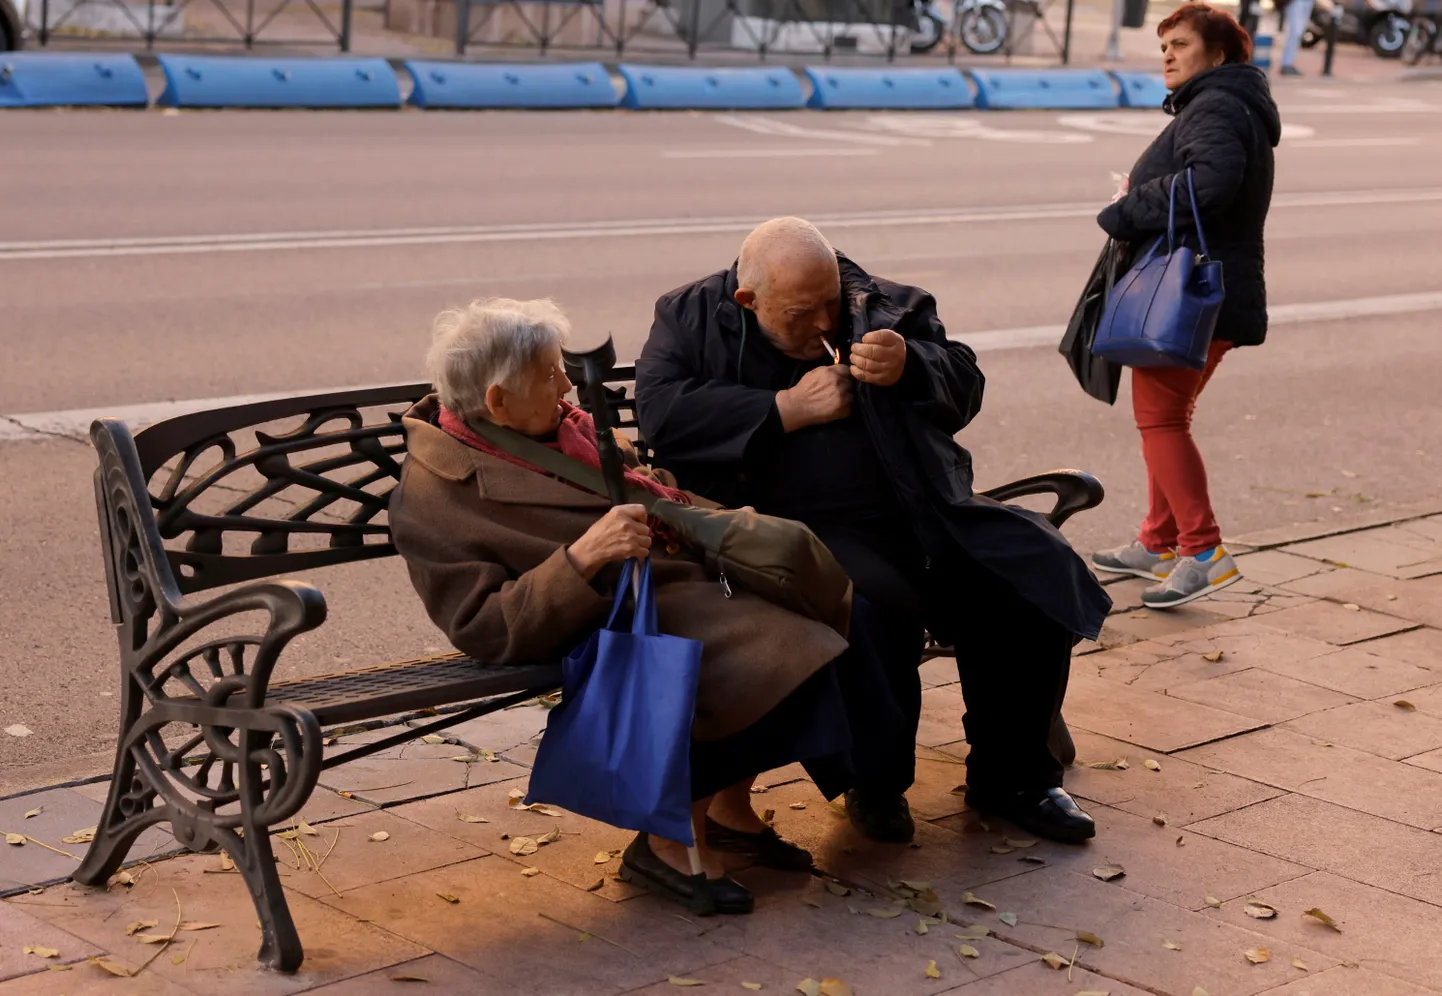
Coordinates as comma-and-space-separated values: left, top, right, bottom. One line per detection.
776, 365, 853, 432
849, 330, 907, 387
566, 504, 651, 581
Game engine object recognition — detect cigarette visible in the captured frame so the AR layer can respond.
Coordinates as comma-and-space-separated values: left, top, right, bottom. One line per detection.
821, 340, 840, 365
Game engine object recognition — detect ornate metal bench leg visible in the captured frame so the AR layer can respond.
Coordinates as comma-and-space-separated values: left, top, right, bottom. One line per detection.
230, 754, 305, 973
1049, 715, 1077, 767
74, 689, 166, 887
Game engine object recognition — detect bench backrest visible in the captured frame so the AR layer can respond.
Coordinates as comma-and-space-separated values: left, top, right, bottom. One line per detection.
114, 369, 642, 597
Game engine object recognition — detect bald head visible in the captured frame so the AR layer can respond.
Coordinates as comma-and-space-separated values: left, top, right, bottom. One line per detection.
734, 217, 842, 361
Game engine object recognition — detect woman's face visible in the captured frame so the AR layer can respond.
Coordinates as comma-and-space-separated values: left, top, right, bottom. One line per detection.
1161, 23, 1223, 91
488, 345, 573, 436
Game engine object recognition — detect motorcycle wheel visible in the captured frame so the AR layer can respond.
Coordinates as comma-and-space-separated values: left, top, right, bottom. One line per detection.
910, 12, 944, 53
1370, 15, 1409, 57
958, 5, 1007, 54
1401, 18, 1436, 63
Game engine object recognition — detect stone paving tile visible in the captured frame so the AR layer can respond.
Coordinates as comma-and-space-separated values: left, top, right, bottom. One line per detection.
1283, 698, 1442, 759
1181, 727, 1442, 831
1282, 528, 1442, 581
0, 964, 203, 995
946, 867, 1339, 996
1069, 641, 1188, 686
1205, 870, 1442, 994
0, 898, 103, 982
1066, 730, 1285, 826
414, 701, 551, 755
1166, 669, 1359, 725
917, 685, 965, 749
1250, 600, 1419, 646
1357, 627, 1442, 668
317, 741, 529, 807
1253, 644, 1440, 700
1189, 793, 1442, 907
1163, 624, 1342, 667
1231, 502, 1442, 552
1398, 682, 1442, 719
1281, 566, 1397, 599
22, 854, 429, 996
1006, 803, 1312, 913
1403, 747, 1442, 775
1085, 648, 1255, 694
1299, 574, 1442, 630
1235, 550, 1335, 587
754, 761, 811, 790
1255, 966, 1442, 996
298, 954, 494, 994
622, 955, 816, 995
272, 808, 487, 900
321, 854, 738, 996
906, 755, 970, 823
1098, 604, 1225, 648
1059, 672, 1265, 753
944, 960, 1156, 995
919, 655, 960, 688
0, 788, 173, 891
387, 779, 647, 902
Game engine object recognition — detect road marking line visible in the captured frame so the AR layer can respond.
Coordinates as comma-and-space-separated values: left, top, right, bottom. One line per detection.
1287, 137, 1423, 149
6, 289, 1441, 444
6, 187, 1442, 263
661, 147, 879, 158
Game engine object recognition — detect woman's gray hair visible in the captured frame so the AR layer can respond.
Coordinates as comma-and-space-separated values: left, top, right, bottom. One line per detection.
426, 297, 570, 416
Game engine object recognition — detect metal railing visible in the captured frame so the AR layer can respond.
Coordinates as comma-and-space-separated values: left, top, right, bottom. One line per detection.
30, 0, 355, 49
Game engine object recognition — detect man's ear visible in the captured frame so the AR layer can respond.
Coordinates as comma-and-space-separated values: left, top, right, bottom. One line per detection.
734, 287, 756, 310
483, 383, 507, 421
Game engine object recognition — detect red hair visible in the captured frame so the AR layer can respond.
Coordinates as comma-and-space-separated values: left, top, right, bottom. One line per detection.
1158, 2, 1253, 63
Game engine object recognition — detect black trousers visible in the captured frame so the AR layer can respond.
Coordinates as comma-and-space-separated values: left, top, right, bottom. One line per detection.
816, 522, 1074, 797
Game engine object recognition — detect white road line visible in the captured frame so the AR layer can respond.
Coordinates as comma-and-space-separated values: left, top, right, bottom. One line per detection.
6, 289, 1441, 444
661, 147, 879, 159
1287, 137, 1423, 149
6, 187, 1442, 263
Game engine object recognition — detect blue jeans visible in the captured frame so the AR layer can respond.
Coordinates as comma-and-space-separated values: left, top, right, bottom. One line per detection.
1282, 0, 1316, 68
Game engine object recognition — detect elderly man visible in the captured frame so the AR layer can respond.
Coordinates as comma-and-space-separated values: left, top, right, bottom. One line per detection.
634, 218, 1112, 845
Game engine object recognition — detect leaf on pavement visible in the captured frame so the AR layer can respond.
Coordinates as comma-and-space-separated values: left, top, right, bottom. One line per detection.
1395, 700, 1417, 711
990, 845, 1014, 855
1076, 931, 1104, 948
436, 893, 460, 904
924, 959, 941, 979
368, 831, 390, 843
1204, 896, 1222, 908
1076, 991, 1112, 996
795, 981, 822, 996
23, 808, 42, 819
1292, 958, 1309, 971
586, 878, 604, 892
915, 917, 940, 935
1153, 815, 1168, 827
124, 920, 157, 936
1002, 837, 1037, 848
91, 956, 134, 977
789, 802, 807, 810
667, 975, 705, 986
4, 834, 24, 846
1093, 864, 1126, 882
520, 867, 541, 877
457, 812, 488, 824
1193, 989, 1211, 996
537, 826, 562, 845
1202, 651, 1225, 663
1244, 901, 1277, 920
1162, 939, 1182, 951
62, 826, 97, 845
179, 922, 221, 931
817, 980, 852, 996
1245, 947, 1271, 964
298, 820, 318, 836
510, 837, 539, 856
595, 851, 614, 864
1144, 759, 1162, 772
135, 934, 173, 945
958, 944, 980, 959
961, 891, 995, 910
108, 870, 134, 888
824, 881, 850, 897
956, 925, 990, 939
1088, 758, 1129, 770
866, 907, 903, 919
219, 853, 235, 871
1040, 951, 1070, 970
742, 985, 763, 991
23, 945, 60, 958
4, 725, 32, 738
999, 912, 1018, 927
507, 788, 526, 806
1302, 907, 1341, 931
1342, 603, 1362, 612
420, 734, 447, 744
479, 749, 499, 762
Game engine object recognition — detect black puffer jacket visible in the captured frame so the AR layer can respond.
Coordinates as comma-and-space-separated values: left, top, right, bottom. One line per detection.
1098, 63, 1282, 347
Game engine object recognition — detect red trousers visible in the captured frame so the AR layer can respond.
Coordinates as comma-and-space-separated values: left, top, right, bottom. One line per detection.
1133, 341, 1231, 557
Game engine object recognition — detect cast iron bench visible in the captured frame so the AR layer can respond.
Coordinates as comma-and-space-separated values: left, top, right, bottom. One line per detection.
77, 367, 1104, 972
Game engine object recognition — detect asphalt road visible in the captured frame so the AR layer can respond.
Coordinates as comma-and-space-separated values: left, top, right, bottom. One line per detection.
3, 80, 1441, 793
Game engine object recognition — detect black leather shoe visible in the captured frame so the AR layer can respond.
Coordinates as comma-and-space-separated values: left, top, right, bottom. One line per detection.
618, 833, 754, 915
844, 790, 915, 844
705, 817, 814, 872
965, 786, 1096, 844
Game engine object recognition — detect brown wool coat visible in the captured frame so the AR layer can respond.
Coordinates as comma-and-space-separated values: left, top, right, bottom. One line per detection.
389, 396, 848, 741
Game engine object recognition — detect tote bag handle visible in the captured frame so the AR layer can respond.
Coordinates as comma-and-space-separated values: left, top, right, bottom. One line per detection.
601, 558, 659, 637
1166, 167, 1212, 260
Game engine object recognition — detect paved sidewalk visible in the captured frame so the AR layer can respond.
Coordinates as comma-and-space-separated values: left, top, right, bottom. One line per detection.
3, 504, 1442, 995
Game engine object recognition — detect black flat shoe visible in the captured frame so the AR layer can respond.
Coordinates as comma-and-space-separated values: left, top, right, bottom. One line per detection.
843, 790, 915, 844
965, 786, 1096, 844
704, 816, 814, 872
618, 834, 754, 915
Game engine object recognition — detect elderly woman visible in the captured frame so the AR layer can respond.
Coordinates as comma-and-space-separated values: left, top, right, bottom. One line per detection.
1090, 2, 1281, 610
390, 297, 867, 915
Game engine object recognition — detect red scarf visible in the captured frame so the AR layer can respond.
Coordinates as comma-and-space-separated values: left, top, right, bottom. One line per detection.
437, 401, 692, 507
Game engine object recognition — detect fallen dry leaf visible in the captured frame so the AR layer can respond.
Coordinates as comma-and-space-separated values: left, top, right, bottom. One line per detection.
135, 934, 172, 945
456, 813, 488, 824
1342, 603, 1362, 612
4, 833, 24, 846
436, 893, 460, 904
667, 976, 705, 986
1176, 836, 1186, 847
507, 788, 526, 805
108, 870, 134, 888
961, 891, 995, 910
1040, 951, 1070, 970
1292, 957, 1309, 971
1003, 837, 1038, 848
1302, 907, 1342, 931
298, 821, 318, 836
957, 925, 990, 939
1395, 700, 1418, 712
924, 959, 941, 979
420, 734, 446, 744
4, 724, 32, 737
1244, 901, 1277, 920
1245, 947, 1271, 964
958, 944, 980, 959
866, 907, 903, 919
1144, 759, 1162, 772
63, 825, 97, 845
761, 809, 776, 824
1089, 758, 1129, 771
1202, 651, 1225, 663
22, 808, 42, 820
1162, 939, 1182, 951
390, 975, 430, 983
1076, 991, 1111, 996
594, 851, 614, 864
795, 981, 821, 996
219, 853, 235, 871
1204, 896, 1222, 909
1093, 864, 1126, 882
1020, 855, 1047, 865
537, 826, 562, 845
788, 802, 807, 811
824, 881, 850, 897
817, 981, 852, 996
368, 831, 390, 843
520, 867, 541, 878
999, 912, 1018, 927
124, 920, 157, 936
990, 845, 1014, 855
586, 878, 604, 892
1193, 989, 1210, 996
1076, 931, 1104, 948
479, 749, 499, 762
91, 956, 134, 978
742, 985, 763, 992
1153, 815, 1168, 827
915, 917, 940, 935
23, 945, 60, 958
510, 837, 540, 856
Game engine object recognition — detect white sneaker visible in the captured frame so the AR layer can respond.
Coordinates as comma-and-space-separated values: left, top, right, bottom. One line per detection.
1092, 540, 1179, 581
1141, 546, 1242, 610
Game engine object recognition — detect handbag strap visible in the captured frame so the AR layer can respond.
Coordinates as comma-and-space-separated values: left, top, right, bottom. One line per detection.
1184, 168, 1212, 259
1167, 168, 1212, 259
463, 416, 660, 512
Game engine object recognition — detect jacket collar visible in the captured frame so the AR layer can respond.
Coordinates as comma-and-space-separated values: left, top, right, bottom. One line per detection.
401, 396, 611, 510
713, 252, 906, 340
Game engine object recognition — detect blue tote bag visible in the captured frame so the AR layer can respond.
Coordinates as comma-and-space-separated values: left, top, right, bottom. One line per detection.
524, 558, 704, 845
1091, 168, 1225, 371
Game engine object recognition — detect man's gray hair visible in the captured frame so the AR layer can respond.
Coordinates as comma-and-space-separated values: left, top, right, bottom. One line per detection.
737, 217, 836, 295
426, 297, 570, 416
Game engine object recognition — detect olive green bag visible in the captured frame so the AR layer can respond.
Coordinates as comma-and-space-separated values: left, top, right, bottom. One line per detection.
464, 419, 854, 638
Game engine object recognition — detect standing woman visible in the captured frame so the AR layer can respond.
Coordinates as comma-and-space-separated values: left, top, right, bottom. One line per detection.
1090, 2, 1282, 609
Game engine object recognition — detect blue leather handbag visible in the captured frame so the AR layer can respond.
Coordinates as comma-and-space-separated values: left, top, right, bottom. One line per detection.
1091, 168, 1225, 371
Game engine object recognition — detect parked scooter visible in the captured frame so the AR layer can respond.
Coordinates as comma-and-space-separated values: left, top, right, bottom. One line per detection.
1402, 3, 1440, 62
908, 0, 1008, 54
1302, 0, 1413, 58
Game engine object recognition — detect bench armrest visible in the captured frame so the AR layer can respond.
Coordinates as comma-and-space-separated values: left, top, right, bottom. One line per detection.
980, 470, 1105, 529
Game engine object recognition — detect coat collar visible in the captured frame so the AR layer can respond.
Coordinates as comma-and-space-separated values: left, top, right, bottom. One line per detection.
401, 396, 611, 510
713, 252, 907, 341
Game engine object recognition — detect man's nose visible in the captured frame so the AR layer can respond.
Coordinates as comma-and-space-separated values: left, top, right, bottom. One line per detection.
813, 311, 834, 334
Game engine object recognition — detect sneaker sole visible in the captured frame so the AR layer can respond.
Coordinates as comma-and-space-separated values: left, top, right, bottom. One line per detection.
1092, 561, 1174, 581
1142, 569, 1243, 610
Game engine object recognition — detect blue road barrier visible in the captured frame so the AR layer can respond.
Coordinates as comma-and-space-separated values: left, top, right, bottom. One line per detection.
0, 53, 148, 108
155, 55, 401, 109
1253, 34, 1274, 70
803, 66, 973, 110
617, 64, 804, 110
967, 68, 1119, 110
405, 61, 617, 109
1111, 70, 1169, 109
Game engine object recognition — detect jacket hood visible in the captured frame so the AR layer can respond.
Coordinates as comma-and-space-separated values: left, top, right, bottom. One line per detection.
1166, 63, 1282, 148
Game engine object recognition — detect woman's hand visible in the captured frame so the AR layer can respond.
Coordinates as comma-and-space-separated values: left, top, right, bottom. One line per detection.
566, 504, 651, 581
